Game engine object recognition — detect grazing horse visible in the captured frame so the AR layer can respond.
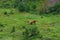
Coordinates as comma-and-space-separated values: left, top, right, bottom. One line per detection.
28, 20, 37, 25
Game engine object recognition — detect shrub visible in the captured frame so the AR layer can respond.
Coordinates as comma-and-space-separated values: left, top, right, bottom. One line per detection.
11, 26, 15, 33
47, 2, 60, 15
4, 11, 8, 15
0, 29, 3, 32
0, 36, 3, 39
14, 0, 22, 8
42, 37, 52, 40
18, 3, 25, 12
0, 23, 5, 27
2, 3, 11, 8
23, 26, 42, 40
9, 10, 14, 15
25, 5, 30, 12
32, 4, 36, 9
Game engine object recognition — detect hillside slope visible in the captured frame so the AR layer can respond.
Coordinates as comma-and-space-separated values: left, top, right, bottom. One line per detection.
0, 9, 60, 40
0, 0, 60, 40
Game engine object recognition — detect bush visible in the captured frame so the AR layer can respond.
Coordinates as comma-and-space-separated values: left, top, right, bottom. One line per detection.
39, 2, 60, 15
0, 29, 3, 32
32, 4, 36, 9
18, 3, 25, 12
2, 3, 11, 8
9, 10, 14, 14
0, 23, 5, 32
22, 26, 42, 40
14, 0, 22, 8
18, 2, 31, 12
47, 2, 60, 15
42, 37, 52, 40
0, 23, 5, 27
25, 5, 30, 12
11, 26, 15, 33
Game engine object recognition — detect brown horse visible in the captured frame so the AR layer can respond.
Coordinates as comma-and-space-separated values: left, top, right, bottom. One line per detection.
28, 20, 37, 25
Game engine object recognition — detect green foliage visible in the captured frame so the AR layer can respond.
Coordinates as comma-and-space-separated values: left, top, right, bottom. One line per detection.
23, 26, 42, 40
11, 27, 15, 33
47, 2, 60, 15
0, 23, 5, 27
0, 8, 60, 40
25, 5, 30, 12
39, 2, 60, 15
14, 0, 22, 8
14, 0, 38, 12
9, 10, 14, 14
4, 11, 8, 15
0, 0, 60, 15
18, 3, 25, 12
0, 23, 5, 32
32, 4, 36, 9
42, 37, 52, 40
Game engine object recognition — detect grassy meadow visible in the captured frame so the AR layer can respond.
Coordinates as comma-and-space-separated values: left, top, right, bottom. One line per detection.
0, 0, 60, 40
0, 8, 60, 40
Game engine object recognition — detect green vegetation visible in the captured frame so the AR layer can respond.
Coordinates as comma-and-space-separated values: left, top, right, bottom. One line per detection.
0, 0, 60, 40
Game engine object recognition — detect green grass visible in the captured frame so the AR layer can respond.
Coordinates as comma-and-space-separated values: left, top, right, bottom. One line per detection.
0, 8, 60, 40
